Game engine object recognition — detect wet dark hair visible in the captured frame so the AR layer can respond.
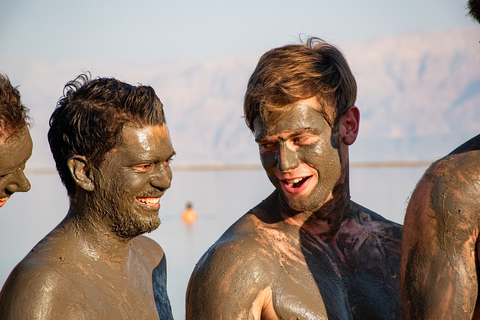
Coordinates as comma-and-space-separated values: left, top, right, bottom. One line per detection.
469, 0, 480, 24
0, 73, 30, 140
48, 73, 166, 196
244, 37, 357, 131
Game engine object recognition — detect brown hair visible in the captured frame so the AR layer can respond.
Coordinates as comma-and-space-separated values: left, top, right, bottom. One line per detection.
0, 74, 30, 140
244, 37, 357, 131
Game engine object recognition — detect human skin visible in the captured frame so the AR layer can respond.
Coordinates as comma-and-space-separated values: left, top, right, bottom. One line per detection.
0, 124, 175, 319
186, 98, 403, 319
0, 125, 32, 207
401, 134, 480, 320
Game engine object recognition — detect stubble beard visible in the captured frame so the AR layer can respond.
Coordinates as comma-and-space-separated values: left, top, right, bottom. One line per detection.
91, 189, 161, 240
109, 211, 161, 239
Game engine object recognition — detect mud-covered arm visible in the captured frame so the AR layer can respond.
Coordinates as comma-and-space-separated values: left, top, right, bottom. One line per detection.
401, 157, 480, 319
151, 253, 173, 320
134, 236, 173, 320
186, 239, 277, 320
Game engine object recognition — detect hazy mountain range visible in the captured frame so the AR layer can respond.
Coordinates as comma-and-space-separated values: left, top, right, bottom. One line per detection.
3, 27, 479, 168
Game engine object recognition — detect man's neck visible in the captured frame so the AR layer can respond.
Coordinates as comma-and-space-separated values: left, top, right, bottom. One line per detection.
61, 202, 133, 267
279, 178, 353, 240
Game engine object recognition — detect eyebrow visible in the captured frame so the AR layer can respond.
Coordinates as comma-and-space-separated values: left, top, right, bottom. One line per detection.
255, 128, 312, 143
157, 150, 177, 163
130, 150, 177, 165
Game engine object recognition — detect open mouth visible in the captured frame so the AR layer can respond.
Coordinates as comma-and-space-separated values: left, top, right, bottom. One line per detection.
0, 196, 9, 207
281, 176, 312, 193
135, 197, 160, 208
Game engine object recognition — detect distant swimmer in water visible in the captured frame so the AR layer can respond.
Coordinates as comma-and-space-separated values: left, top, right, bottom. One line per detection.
182, 202, 198, 226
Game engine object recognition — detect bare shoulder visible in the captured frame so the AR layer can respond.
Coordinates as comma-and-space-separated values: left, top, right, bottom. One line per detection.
191, 210, 272, 280
133, 234, 163, 250
402, 142, 480, 278
408, 148, 480, 229
428, 133, 480, 203
343, 202, 403, 270
132, 235, 165, 262
0, 253, 78, 319
432, 149, 480, 204
351, 201, 403, 236
401, 136, 480, 319
186, 210, 278, 319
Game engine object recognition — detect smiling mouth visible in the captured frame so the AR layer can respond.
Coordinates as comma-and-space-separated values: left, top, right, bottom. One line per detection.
135, 197, 160, 208
281, 176, 312, 193
0, 196, 9, 207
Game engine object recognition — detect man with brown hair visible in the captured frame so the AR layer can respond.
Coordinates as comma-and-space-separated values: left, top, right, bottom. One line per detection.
187, 38, 402, 319
0, 74, 175, 319
0, 74, 32, 208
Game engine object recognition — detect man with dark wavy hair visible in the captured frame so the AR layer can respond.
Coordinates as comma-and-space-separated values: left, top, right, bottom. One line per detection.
0, 74, 32, 208
401, 2, 480, 319
0, 74, 175, 319
187, 38, 402, 319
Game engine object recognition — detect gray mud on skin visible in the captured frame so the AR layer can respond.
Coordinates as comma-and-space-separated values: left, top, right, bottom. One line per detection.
187, 99, 402, 319
0, 123, 175, 319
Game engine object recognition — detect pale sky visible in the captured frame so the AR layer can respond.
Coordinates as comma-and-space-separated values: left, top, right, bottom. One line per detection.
0, 0, 475, 63
0, 0, 478, 169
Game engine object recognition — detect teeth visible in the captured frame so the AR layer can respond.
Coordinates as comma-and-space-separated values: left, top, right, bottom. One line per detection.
0, 196, 9, 202
136, 197, 160, 206
286, 178, 303, 187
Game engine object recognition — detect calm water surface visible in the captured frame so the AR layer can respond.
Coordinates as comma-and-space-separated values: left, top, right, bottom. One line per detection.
0, 166, 427, 319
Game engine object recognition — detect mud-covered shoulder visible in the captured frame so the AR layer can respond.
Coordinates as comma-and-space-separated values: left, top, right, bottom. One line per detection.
401, 143, 480, 320
186, 210, 278, 319
192, 209, 274, 278
351, 200, 403, 230
0, 255, 76, 319
407, 149, 480, 236
132, 235, 165, 265
424, 150, 480, 245
346, 201, 403, 263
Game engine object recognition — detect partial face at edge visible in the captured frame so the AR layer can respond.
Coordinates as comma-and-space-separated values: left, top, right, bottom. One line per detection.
0, 126, 32, 208
254, 98, 343, 213
91, 124, 175, 238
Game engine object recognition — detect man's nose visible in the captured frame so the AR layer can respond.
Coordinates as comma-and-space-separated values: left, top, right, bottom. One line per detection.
276, 143, 299, 172
150, 165, 172, 191
6, 170, 31, 194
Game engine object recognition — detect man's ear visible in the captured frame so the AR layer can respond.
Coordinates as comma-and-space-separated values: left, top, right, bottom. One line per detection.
67, 155, 94, 192
340, 106, 360, 145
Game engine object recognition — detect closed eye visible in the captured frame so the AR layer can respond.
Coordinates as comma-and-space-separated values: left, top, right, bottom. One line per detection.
0, 166, 22, 178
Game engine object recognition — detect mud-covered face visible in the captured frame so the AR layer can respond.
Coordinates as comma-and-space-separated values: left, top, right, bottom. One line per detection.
254, 98, 342, 213
91, 124, 175, 238
0, 126, 32, 208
